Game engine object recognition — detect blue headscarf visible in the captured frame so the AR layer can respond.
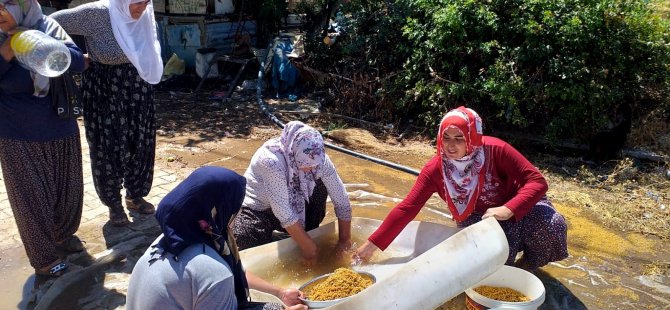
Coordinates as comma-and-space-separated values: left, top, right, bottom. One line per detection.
154, 166, 249, 303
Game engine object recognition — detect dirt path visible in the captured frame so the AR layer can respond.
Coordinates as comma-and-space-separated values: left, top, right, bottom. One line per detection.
0, 69, 665, 309
19, 89, 666, 309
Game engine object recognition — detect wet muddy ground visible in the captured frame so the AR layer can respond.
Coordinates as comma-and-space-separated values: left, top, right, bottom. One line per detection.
0, 91, 668, 309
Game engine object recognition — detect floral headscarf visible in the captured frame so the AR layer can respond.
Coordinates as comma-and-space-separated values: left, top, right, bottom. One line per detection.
264, 121, 325, 225
436, 106, 486, 221
1, 0, 74, 96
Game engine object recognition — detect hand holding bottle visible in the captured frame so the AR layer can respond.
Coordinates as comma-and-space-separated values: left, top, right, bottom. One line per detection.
0, 37, 13, 62
9, 29, 71, 77
0, 28, 23, 62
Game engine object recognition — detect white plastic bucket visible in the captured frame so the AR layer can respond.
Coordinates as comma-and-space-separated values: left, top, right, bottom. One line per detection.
464, 265, 545, 310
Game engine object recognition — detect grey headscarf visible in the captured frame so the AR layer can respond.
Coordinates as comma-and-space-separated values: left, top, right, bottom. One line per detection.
1, 0, 74, 96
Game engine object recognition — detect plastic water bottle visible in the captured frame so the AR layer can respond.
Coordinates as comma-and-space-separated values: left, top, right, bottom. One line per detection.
10, 30, 71, 77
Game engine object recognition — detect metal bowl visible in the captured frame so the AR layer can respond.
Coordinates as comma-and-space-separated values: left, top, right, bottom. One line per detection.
298, 271, 376, 309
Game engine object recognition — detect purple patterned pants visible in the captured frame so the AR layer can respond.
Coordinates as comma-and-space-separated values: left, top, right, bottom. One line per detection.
458, 197, 568, 270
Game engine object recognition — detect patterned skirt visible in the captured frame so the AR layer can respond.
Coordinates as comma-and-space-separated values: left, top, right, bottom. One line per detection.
232, 180, 328, 250
458, 197, 569, 270
0, 134, 83, 269
80, 62, 156, 208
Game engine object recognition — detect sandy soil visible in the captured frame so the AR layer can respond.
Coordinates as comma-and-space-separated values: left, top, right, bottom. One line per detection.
147, 86, 670, 309
13, 77, 669, 310
154, 87, 670, 240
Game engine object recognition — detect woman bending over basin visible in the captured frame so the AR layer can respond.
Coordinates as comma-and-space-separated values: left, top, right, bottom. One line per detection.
355, 106, 568, 271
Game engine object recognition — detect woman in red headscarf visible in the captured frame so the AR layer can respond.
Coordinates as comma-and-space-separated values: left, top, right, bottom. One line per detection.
355, 106, 568, 271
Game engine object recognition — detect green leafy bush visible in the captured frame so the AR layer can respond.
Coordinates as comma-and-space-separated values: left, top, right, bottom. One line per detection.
240, 0, 288, 46
303, 0, 670, 141
301, 1, 413, 121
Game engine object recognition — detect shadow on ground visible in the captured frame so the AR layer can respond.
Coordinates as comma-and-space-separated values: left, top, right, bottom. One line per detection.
25, 214, 161, 309
536, 269, 588, 310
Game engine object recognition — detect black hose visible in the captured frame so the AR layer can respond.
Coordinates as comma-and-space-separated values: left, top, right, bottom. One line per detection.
255, 42, 420, 176
319, 142, 420, 175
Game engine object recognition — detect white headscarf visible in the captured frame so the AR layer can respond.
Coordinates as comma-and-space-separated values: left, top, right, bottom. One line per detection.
105, 0, 163, 84
1, 0, 73, 96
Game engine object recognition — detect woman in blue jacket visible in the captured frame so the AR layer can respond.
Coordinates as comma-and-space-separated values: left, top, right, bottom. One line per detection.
0, 0, 85, 277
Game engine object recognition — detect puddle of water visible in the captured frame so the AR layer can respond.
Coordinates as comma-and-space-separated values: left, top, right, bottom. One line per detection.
326, 150, 670, 309
1, 137, 667, 309
252, 232, 412, 290
0, 246, 36, 310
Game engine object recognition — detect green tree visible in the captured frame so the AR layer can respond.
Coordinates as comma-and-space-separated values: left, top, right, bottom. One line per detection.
303, 0, 670, 140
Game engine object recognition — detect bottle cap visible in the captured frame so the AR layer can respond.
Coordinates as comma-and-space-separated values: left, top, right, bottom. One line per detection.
9, 31, 35, 55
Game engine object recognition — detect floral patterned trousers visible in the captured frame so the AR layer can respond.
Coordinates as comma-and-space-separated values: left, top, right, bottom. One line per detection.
81, 63, 156, 208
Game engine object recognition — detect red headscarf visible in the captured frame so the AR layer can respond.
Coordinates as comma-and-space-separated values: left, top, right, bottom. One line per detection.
436, 106, 485, 222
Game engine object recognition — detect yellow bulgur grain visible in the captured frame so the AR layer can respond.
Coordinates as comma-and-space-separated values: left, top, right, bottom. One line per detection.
473, 285, 530, 302
306, 268, 373, 301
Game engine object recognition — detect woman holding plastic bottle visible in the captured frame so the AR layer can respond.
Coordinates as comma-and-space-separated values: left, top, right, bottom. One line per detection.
52, 0, 163, 226
0, 0, 86, 277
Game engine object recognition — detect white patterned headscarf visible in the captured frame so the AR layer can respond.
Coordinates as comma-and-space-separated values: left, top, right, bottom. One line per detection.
436, 106, 486, 222
105, 0, 163, 84
264, 121, 325, 220
1, 0, 73, 96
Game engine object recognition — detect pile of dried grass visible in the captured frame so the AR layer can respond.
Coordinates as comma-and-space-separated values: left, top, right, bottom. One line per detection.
628, 107, 670, 155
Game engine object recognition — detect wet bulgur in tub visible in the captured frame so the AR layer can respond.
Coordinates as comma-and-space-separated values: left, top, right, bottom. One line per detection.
306, 268, 373, 301
473, 285, 530, 302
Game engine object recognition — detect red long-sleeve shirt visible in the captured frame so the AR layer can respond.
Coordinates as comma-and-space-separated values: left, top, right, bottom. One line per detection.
369, 136, 548, 250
